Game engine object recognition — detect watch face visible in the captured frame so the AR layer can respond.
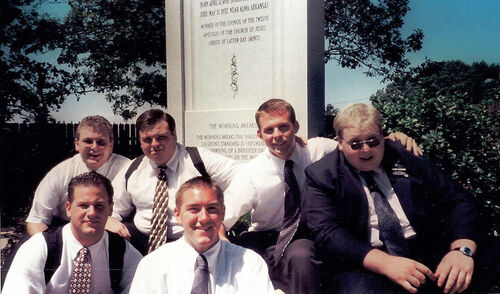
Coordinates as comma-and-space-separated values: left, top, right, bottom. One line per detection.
461, 247, 473, 257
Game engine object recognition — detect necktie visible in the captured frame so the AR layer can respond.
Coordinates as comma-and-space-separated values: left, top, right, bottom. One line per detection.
191, 254, 209, 294
148, 165, 169, 253
361, 171, 408, 256
69, 247, 91, 294
273, 160, 301, 266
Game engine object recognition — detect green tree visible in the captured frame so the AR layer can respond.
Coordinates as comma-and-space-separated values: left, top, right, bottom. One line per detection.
371, 60, 500, 235
2, 0, 422, 123
1, 0, 76, 123
325, 0, 423, 78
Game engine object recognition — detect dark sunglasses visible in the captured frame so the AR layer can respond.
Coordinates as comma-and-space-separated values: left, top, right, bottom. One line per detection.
349, 138, 380, 150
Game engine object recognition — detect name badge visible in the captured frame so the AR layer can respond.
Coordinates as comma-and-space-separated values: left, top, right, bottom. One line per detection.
391, 162, 409, 177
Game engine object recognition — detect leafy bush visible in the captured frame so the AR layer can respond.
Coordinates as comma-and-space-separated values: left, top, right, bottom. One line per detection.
371, 60, 500, 235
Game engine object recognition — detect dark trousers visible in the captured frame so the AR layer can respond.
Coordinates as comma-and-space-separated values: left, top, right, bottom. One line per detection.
232, 230, 324, 294
331, 236, 500, 294
124, 221, 149, 256
124, 221, 181, 256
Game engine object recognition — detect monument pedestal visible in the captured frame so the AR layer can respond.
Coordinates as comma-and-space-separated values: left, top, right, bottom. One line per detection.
167, 0, 324, 161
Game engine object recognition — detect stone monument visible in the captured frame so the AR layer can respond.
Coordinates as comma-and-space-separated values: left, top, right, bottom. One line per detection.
167, 0, 324, 161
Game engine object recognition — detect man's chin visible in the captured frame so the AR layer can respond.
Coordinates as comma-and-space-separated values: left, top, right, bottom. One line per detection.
84, 159, 104, 170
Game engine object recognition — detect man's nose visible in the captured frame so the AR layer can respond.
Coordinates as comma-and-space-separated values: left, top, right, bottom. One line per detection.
360, 142, 370, 151
272, 128, 282, 138
198, 208, 210, 223
87, 205, 96, 216
151, 138, 160, 147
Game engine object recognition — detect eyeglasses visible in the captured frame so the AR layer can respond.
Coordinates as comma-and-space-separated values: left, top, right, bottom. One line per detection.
348, 138, 380, 150
81, 138, 109, 147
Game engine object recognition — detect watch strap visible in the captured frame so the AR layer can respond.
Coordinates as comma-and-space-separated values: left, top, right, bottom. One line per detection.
452, 246, 474, 257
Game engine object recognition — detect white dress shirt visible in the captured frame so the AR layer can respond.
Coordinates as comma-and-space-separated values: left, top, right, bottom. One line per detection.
2, 224, 143, 294
223, 137, 338, 230
359, 167, 417, 247
129, 237, 274, 293
26, 153, 130, 225
112, 143, 239, 237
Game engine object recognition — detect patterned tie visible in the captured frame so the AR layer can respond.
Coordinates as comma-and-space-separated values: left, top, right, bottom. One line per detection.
273, 160, 301, 266
361, 171, 408, 256
69, 247, 91, 294
148, 165, 169, 253
191, 254, 209, 294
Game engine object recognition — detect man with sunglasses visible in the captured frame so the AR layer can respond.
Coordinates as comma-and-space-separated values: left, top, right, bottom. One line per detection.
223, 99, 421, 294
304, 103, 497, 293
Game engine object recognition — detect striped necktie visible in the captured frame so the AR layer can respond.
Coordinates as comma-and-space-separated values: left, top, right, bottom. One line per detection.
148, 165, 169, 252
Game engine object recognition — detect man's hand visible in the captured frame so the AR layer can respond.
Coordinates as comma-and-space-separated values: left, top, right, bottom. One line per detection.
295, 135, 308, 147
364, 249, 435, 293
218, 223, 229, 242
435, 251, 474, 294
105, 216, 131, 240
386, 132, 423, 156
26, 222, 48, 236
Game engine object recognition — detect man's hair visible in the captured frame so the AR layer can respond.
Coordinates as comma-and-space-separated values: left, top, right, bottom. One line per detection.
75, 115, 113, 141
255, 98, 296, 129
68, 171, 113, 204
334, 103, 383, 138
175, 176, 224, 208
136, 109, 176, 134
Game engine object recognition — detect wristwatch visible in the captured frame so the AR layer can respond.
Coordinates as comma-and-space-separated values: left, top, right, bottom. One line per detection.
452, 246, 474, 257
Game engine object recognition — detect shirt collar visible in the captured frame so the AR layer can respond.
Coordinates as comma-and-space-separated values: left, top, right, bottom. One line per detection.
65, 224, 107, 261
357, 165, 385, 176
79, 153, 110, 174
181, 237, 221, 276
265, 142, 300, 173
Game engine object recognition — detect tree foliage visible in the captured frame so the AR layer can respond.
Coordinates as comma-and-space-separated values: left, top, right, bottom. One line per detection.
2, 0, 421, 123
325, 0, 423, 78
371, 60, 500, 235
1, 0, 77, 123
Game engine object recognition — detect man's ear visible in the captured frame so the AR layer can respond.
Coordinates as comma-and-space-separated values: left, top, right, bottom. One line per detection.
65, 201, 72, 219
257, 129, 263, 140
108, 201, 114, 217
74, 138, 80, 152
337, 136, 344, 151
172, 128, 177, 140
174, 207, 180, 222
293, 121, 300, 134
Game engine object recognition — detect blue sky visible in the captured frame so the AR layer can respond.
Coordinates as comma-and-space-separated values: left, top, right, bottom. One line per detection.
50, 0, 500, 123
325, 0, 500, 109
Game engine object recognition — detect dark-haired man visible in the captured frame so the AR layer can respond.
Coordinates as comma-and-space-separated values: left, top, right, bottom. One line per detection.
3, 172, 142, 294
107, 109, 239, 255
130, 176, 274, 293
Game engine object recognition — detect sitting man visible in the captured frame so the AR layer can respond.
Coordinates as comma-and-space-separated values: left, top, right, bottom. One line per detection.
26, 115, 130, 235
3, 171, 142, 293
107, 109, 239, 255
223, 99, 421, 294
304, 103, 498, 293
1, 115, 131, 288
129, 176, 274, 293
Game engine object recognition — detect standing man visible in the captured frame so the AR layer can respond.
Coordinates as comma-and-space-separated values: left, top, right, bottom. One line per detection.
304, 103, 498, 293
223, 99, 420, 293
106, 109, 239, 255
129, 176, 274, 293
3, 172, 142, 294
26, 115, 130, 235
